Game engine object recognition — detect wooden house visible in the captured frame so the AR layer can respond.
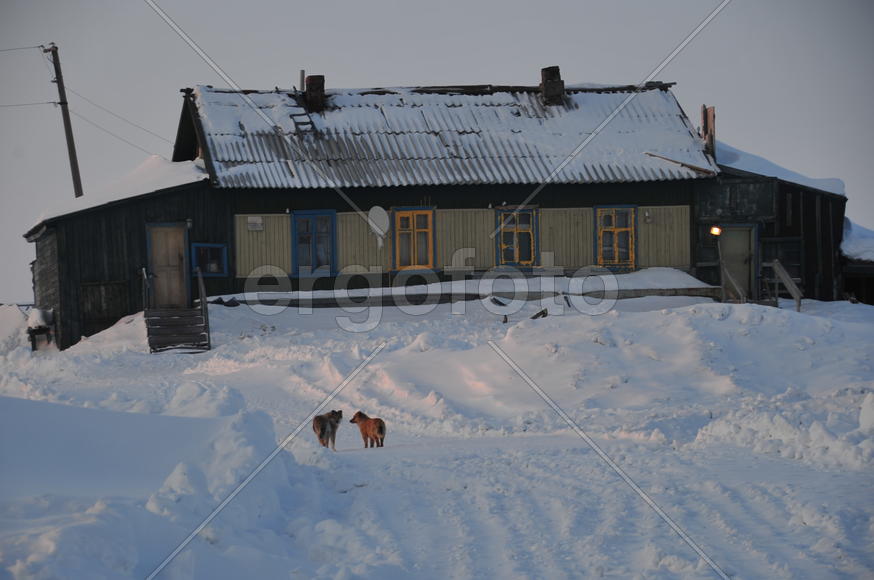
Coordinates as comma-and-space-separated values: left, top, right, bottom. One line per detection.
23, 67, 847, 349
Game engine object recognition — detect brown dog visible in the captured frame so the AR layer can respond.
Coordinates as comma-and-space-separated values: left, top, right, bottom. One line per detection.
312, 410, 342, 451
350, 411, 386, 448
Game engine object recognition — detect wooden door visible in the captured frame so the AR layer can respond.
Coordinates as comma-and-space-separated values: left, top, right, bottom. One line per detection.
720, 227, 754, 299
147, 224, 188, 308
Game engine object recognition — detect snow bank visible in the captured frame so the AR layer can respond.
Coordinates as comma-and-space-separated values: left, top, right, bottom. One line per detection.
693, 388, 874, 470
0, 396, 297, 578
716, 141, 845, 195
842, 219, 874, 262
0, 305, 27, 355
2, 292, 873, 578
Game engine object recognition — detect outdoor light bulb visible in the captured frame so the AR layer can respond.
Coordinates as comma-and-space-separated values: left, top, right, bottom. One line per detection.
710, 226, 722, 236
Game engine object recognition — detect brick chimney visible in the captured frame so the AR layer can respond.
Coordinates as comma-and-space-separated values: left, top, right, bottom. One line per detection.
540, 66, 565, 106
305, 74, 326, 113
701, 104, 716, 160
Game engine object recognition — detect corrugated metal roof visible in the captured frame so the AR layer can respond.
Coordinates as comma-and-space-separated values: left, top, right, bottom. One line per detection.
192, 83, 717, 189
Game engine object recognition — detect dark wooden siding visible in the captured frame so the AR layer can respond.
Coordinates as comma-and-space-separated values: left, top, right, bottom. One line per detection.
34, 174, 846, 349
694, 169, 845, 301
32, 229, 62, 342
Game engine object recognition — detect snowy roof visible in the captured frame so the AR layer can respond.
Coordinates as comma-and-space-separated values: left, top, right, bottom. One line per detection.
842, 219, 874, 262
191, 83, 718, 189
28, 156, 207, 233
716, 141, 845, 196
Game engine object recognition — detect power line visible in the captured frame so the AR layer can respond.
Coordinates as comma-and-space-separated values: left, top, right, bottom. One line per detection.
66, 86, 172, 144
69, 108, 164, 158
0, 101, 56, 108
0, 45, 42, 53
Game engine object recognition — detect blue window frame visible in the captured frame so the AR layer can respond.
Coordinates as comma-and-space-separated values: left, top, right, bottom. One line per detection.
191, 243, 228, 277
496, 208, 539, 267
292, 210, 336, 276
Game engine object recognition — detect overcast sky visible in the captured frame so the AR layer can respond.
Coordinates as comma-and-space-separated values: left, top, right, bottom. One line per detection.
1, 0, 872, 302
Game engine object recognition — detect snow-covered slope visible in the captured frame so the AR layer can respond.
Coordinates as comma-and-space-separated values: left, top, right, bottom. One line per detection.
1, 296, 872, 578
843, 219, 874, 262
716, 141, 845, 196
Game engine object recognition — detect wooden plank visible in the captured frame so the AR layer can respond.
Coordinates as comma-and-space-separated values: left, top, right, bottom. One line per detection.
145, 308, 201, 317
540, 208, 593, 268
147, 325, 206, 336
435, 209, 494, 269
148, 334, 208, 348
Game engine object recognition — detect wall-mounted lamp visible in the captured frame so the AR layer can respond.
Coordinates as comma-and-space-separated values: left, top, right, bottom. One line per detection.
643, 210, 653, 224
186, 218, 193, 230
710, 225, 722, 236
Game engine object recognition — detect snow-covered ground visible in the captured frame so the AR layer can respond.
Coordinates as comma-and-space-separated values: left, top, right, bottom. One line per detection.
0, 292, 872, 579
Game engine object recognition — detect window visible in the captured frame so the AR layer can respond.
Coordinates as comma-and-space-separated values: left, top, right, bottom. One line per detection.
394, 209, 433, 269
498, 209, 537, 266
293, 211, 335, 276
191, 243, 228, 277
597, 207, 635, 268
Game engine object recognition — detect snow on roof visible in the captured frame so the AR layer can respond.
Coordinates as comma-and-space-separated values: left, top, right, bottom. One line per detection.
193, 83, 717, 189
842, 219, 874, 262
32, 155, 207, 228
716, 141, 845, 195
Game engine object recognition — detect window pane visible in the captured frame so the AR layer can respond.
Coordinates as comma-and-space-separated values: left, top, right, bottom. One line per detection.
297, 218, 311, 233
298, 234, 312, 267
517, 212, 531, 228
616, 210, 630, 229
398, 232, 412, 266
501, 231, 514, 246
399, 216, 411, 230
416, 231, 429, 265
502, 246, 515, 263
502, 214, 515, 229
601, 231, 614, 261
315, 234, 331, 268
518, 232, 532, 263
617, 231, 630, 261
415, 213, 429, 229
601, 213, 613, 228
316, 216, 331, 233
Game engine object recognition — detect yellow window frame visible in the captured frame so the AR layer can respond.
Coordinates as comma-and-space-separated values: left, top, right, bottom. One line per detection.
597, 207, 636, 268
499, 210, 536, 266
394, 210, 434, 270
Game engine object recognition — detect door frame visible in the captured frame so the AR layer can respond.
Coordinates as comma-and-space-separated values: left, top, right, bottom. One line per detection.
145, 222, 191, 307
718, 223, 760, 300
291, 210, 337, 277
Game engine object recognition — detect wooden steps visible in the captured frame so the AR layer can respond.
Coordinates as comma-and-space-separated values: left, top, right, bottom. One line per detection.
144, 306, 210, 353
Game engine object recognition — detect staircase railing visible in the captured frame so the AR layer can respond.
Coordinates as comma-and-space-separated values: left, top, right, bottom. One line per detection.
140, 267, 153, 310
720, 263, 747, 304
194, 266, 211, 350
763, 258, 802, 312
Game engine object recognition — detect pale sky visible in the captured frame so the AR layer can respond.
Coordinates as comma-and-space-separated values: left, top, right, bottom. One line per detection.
1, 0, 872, 303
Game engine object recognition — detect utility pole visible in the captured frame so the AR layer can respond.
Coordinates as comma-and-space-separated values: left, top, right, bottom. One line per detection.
43, 43, 83, 198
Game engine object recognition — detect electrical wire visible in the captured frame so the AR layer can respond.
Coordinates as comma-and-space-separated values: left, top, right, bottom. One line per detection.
0, 101, 56, 108
69, 108, 165, 158
65, 87, 172, 144
0, 45, 43, 53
